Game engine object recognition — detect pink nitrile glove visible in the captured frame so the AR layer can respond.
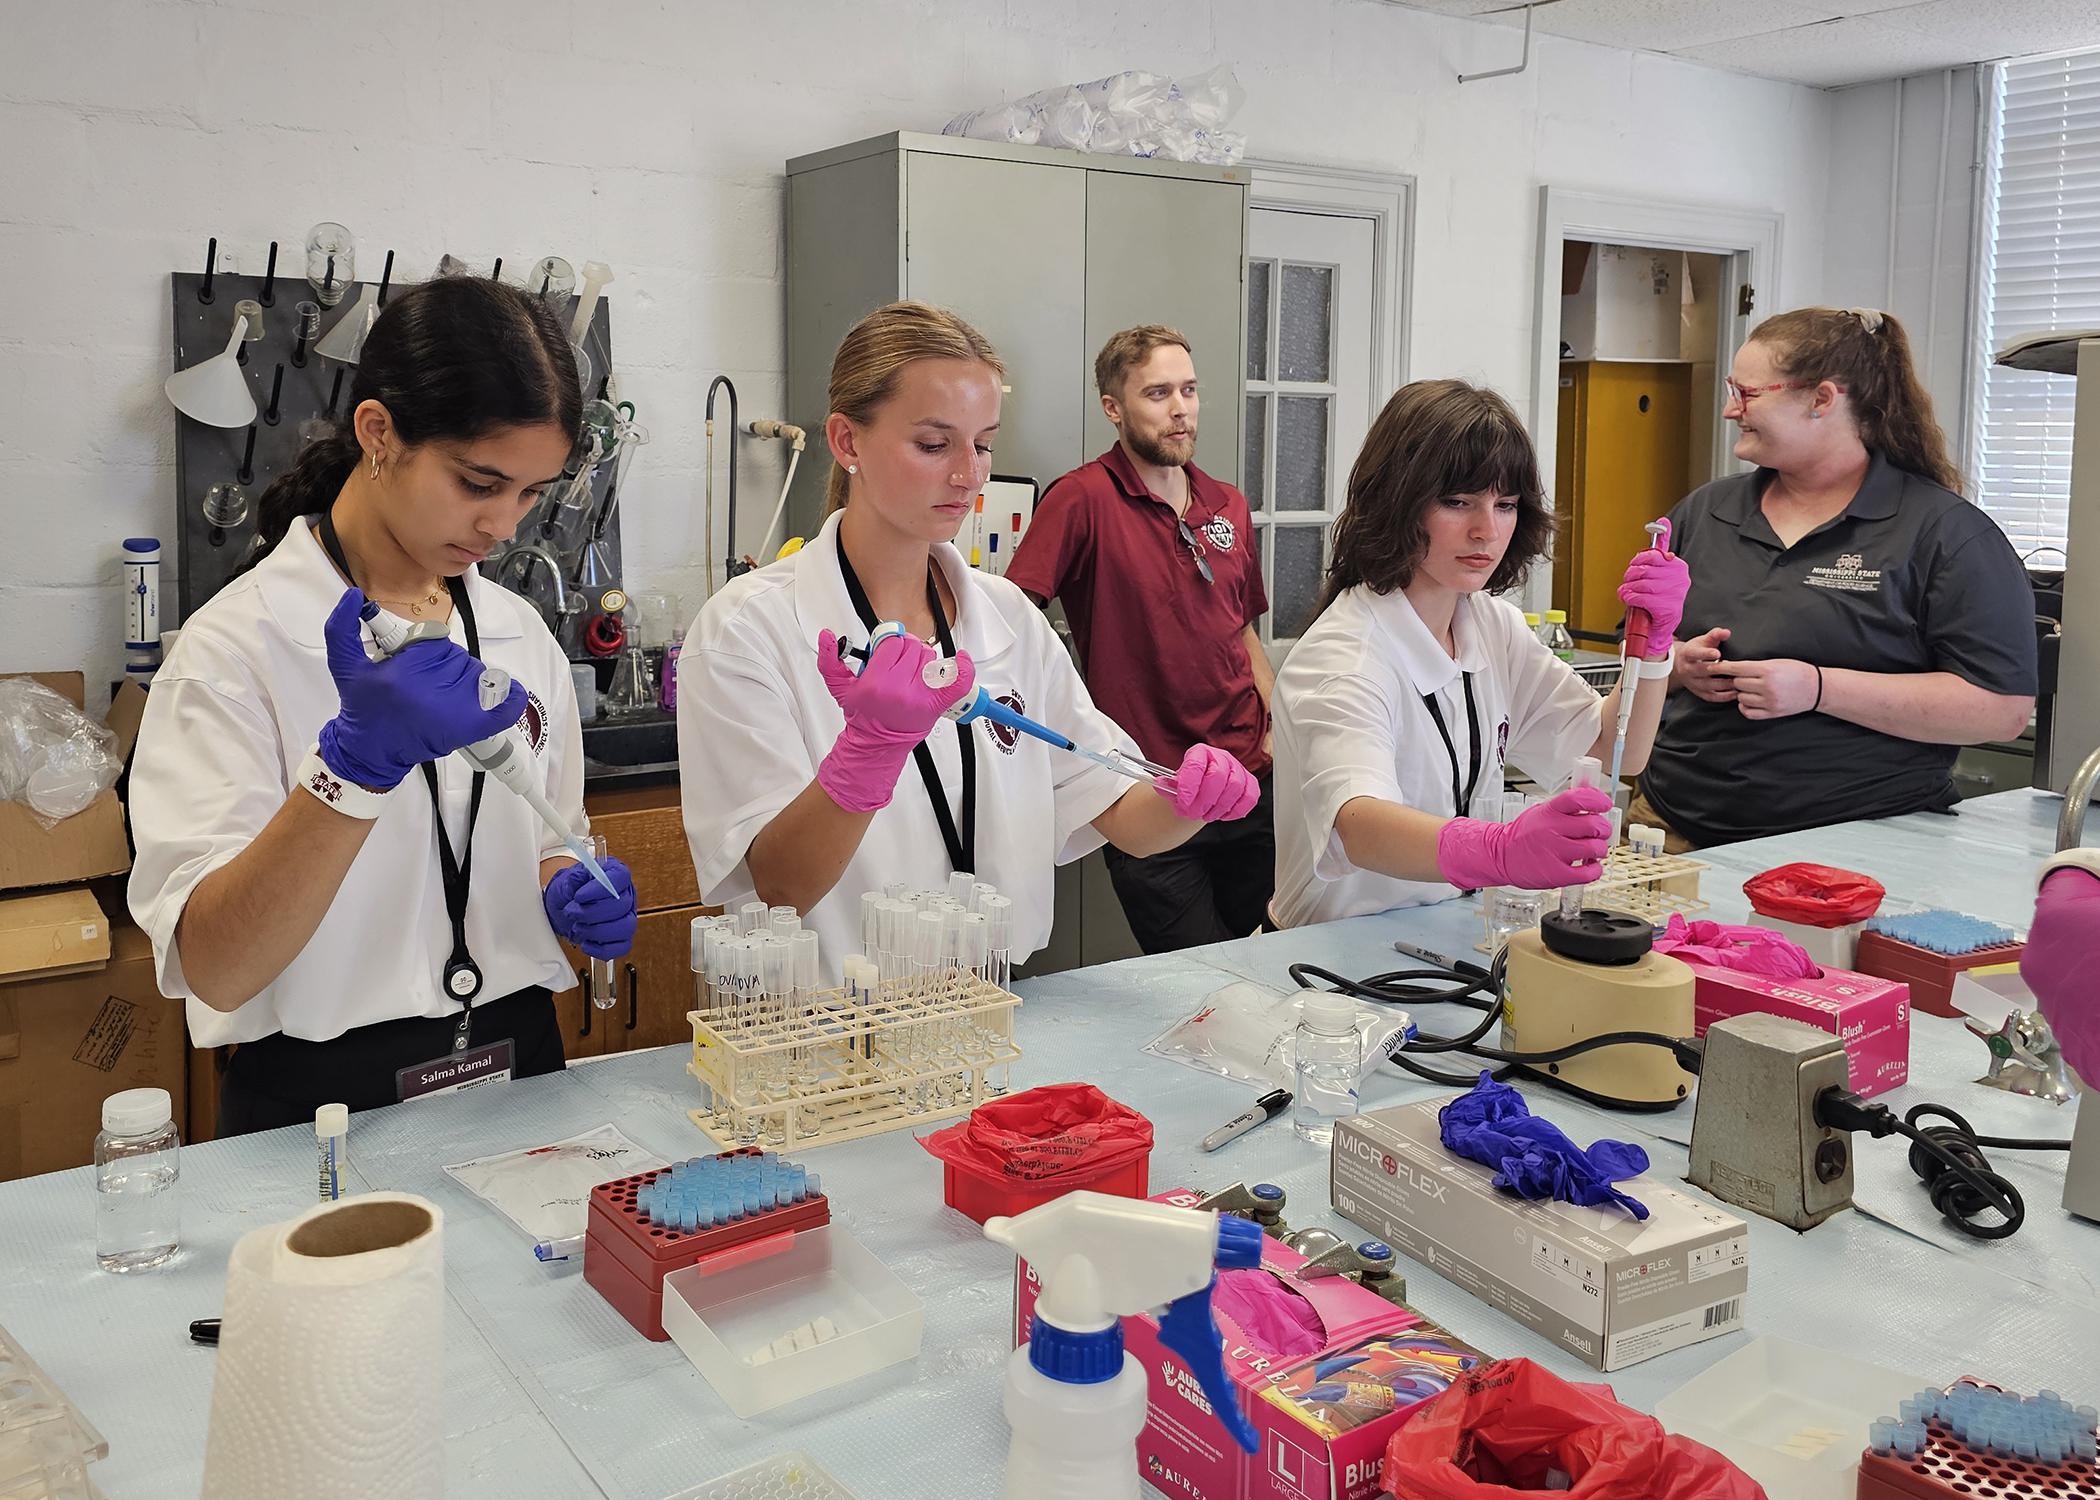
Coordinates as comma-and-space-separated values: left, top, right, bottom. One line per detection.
1435, 785, 1614, 892
1159, 743, 1260, 822
2020, 865, 2100, 1086
1618, 549, 1691, 659
814, 628, 977, 813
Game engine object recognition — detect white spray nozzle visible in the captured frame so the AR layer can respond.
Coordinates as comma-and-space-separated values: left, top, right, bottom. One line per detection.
987, 1192, 1246, 1330
569, 260, 614, 344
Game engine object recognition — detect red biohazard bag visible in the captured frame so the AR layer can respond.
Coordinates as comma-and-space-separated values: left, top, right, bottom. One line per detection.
1381, 1360, 1767, 1499
1742, 862, 1886, 927
919, 1084, 1155, 1222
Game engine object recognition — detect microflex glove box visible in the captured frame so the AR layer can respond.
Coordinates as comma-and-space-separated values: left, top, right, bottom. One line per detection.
1331, 1098, 1749, 1372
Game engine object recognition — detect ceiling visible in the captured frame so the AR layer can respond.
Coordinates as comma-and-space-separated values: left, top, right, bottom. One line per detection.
1378, 0, 2100, 88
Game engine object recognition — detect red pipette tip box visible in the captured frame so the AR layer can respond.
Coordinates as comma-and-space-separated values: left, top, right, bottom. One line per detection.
1852, 930, 2023, 1019
583, 1147, 830, 1342
1855, 1381, 2097, 1500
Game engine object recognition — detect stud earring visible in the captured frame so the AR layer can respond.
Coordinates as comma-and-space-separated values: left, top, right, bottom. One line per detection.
847, 464, 858, 474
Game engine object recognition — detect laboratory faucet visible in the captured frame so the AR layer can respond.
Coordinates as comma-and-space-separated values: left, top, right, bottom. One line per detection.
498, 544, 574, 633
2058, 743, 2100, 853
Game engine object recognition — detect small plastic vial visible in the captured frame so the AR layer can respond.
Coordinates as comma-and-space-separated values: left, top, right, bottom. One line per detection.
1541, 610, 1575, 662
1292, 993, 1364, 1146
94, 1087, 180, 1273
316, 1102, 349, 1203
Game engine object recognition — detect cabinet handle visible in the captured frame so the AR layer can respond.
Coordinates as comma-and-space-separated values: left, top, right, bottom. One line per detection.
577, 968, 592, 1038
625, 962, 639, 1031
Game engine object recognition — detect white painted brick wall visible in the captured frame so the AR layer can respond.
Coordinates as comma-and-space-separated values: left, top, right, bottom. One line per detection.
0, 0, 1835, 708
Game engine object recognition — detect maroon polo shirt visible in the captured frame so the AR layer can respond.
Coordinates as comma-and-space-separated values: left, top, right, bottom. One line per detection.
1005, 443, 1271, 776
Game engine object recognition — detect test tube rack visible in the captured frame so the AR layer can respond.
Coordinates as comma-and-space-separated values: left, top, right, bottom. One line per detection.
1586, 846, 1710, 925
584, 1149, 831, 1343
1855, 1380, 2097, 1500
0, 1322, 108, 1500
686, 974, 1022, 1151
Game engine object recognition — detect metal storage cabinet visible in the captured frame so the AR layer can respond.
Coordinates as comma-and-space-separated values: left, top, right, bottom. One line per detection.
784, 131, 1251, 974
785, 131, 1249, 538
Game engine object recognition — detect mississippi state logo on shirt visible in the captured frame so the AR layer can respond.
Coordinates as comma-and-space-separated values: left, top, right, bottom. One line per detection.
1202, 514, 1239, 552
983, 691, 1027, 754
1496, 716, 1510, 769
520, 689, 550, 755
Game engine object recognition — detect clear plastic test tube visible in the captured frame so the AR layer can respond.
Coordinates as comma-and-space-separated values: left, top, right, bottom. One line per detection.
739, 899, 768, 936
791, 929, 821, 1086
980, 894, 1015, 991
586, 834, 618, 1010
769, 906, 800, 938
1558, 756, 1605, 921
946, 871, 976, 906
860, 890, 881, 959
971, 881, 998, 914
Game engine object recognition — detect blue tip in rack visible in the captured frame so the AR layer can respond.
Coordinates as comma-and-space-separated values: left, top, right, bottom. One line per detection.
1862, 910, 2017, 955
635, 1152, 816, 1233
1867, 1382, 2099, 1467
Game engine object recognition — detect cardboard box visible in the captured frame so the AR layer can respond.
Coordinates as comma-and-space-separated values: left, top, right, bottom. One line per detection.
0, 888, 112, 983
0, 674, 140, 893
0, 924, 184, 1181
1561, 244, 1685, 361
1687, 961, 1909, 1098
1333, 1099, 1749, 1372
1012, 1189, 1488, 1500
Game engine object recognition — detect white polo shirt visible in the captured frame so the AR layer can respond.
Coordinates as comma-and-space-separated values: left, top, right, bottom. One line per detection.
128, 519, 584, 1048
1269, 585, 1602, 929
677, 511, 1138, 981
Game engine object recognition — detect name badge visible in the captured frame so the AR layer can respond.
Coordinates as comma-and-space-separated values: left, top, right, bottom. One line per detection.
397, 1038, 515, 1103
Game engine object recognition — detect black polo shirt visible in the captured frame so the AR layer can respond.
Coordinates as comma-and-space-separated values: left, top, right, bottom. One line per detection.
1641, 452, 2036, 846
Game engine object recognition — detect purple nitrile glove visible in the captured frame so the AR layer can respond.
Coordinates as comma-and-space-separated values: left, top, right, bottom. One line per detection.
1435, 785, 1614, 891
1159, 743, 1260, 822
543, 856, 640, 959
2021, 864, 2100, 1086
1618, 549, 1691, 659
813, 628, 976, 813
316, 588, 527, 791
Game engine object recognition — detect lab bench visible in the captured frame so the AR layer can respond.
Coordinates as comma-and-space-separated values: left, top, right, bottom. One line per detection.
3, 789, 2092, 1497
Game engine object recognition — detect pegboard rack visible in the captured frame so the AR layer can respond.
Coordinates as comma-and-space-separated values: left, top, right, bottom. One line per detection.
168, 259, 621, 649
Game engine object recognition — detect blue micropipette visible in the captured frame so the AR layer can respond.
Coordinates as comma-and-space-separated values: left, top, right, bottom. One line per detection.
841, 626, 1178, 788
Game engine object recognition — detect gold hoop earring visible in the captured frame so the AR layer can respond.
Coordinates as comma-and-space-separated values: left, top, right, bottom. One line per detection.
368, 451, 381, 480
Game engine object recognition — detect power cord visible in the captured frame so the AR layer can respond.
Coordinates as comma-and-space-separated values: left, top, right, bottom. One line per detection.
1287, 956, 1703, 1112
1814, 1090, 2072, 1240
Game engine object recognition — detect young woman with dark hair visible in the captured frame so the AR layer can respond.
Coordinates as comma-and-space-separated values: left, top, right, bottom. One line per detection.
128, 274, 639, 1134
1269, 379, 1689, 929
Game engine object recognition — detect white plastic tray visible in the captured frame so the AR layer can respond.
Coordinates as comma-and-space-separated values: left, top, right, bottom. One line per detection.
1653, 1335, 1926, 1500
661, 1224, 923, 1419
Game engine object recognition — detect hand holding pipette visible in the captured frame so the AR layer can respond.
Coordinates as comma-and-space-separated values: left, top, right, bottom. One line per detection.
357, 596, 620, 896
1604, 521, 1688, 844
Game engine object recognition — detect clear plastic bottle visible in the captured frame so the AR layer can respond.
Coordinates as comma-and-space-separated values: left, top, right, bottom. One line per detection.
94, 1087, 180, 1273
1542, 609, 1575, 662
1292, 993, 1364, 1146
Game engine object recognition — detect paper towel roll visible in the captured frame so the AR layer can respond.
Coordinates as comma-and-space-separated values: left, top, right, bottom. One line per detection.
201, 1192, 446, 1499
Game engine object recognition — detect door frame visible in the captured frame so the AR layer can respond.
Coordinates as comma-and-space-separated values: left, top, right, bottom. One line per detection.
1529, 187, 1783, 610
1246, 159, 1415, 400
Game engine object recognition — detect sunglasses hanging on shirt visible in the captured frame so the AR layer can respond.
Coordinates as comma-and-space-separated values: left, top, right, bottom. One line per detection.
1175, 516, 1215, 585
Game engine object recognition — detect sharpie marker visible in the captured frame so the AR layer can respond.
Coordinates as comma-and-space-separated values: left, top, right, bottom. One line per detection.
1201, 1088, 1292, 1152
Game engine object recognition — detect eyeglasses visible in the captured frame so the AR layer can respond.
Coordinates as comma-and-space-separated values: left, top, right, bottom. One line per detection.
1175, 517, 1216, 586
1723, 377, 1815, 408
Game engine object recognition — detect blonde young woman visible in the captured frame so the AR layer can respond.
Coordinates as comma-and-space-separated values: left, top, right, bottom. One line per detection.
676, 302, 1259, 977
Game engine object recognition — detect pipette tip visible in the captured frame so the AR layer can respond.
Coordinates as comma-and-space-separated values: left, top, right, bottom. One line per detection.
567, 838, 621, 897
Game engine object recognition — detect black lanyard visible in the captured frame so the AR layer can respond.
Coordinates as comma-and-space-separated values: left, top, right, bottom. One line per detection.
1422, 673, 1483, 819
317, 509, 488, 1025
835, 543, 976, 874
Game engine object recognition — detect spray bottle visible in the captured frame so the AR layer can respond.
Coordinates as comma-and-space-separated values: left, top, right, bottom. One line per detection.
986, 1191, 1262, 1499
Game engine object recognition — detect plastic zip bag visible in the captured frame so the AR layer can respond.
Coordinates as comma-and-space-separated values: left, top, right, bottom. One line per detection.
442, 1123, 667, 1248
1145, 981, 1417, 1091
0, 678, 121, 827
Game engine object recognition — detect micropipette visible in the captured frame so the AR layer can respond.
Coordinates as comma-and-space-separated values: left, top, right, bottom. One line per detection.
1603, 518, 1671, 846
361, 603, 619, 896
838, 624, 1180, 788
1558, 755, 1606, 922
